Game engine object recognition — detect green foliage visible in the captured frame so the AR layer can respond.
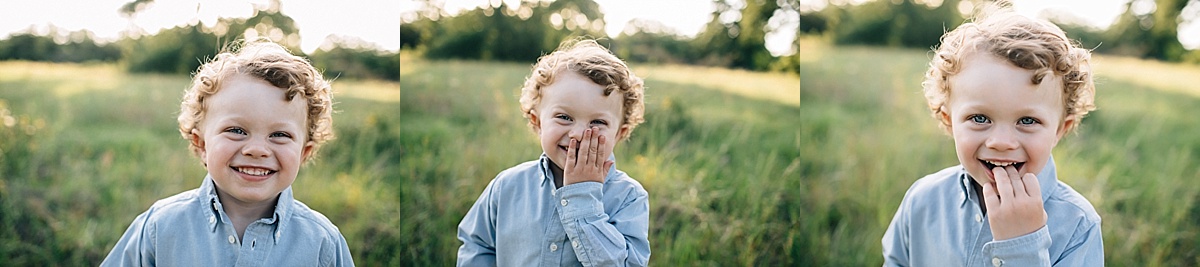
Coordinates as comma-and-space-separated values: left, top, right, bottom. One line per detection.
825, 0, 964, 49
0, 61, 399, 265
309, 44, 400, 81
0, 31, 120, 63
798, 38, 1200, 265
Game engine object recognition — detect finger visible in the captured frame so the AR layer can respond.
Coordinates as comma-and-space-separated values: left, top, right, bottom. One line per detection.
1023, 173, 1041, 199
588, 127, 601, 166
993, 167, 1014, 202
579, 129, 592, 167
566, 138, 577, 170
981, 182, 1000, 209
598, 134, 610, 164
1005, 166, 1026, 197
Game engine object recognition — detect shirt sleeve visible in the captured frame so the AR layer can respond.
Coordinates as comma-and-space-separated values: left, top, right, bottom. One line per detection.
457, 179, 500, 267
881, 188, 912, 267
320, 230, 355, 267
1047, 218, 1104, 267
982, 226, 1052, 267
101, 210, 157, 267
557, 181, 650, 267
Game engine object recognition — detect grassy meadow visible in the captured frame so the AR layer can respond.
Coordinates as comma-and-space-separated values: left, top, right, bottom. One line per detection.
0, 61, 403, 265
798, 37, 1200, 266
398, 52, 801, 265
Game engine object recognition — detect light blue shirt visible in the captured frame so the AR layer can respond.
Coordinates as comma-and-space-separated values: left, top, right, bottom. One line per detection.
102, 174, 354, 267
882, 158, 1103, 266
457, 154, 651, 266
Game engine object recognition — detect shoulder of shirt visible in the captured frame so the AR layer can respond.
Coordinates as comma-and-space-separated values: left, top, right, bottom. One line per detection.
287, 199, 346, 239
903, 165, 965, 199
603, 167, 648, 197
1045, 181, 1102, 224
137, 188, 204, 223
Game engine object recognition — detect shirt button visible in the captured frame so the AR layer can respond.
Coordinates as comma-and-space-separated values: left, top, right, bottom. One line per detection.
992, 257, 1003, 267
550, 243, 558, 251
572, 240, 579, 248
561, 199, 568, 206
275, 232, 281, 239
975, 214, 983, 222
228, 235, 236, 244
208, 216, 215, 224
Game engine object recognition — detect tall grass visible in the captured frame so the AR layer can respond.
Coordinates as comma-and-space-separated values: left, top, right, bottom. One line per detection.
798, 37, 1200, 266
0, 61, 401, 265
398, 53, 802, 265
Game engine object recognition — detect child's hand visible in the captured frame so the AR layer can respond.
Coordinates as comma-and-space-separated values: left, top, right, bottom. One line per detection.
563, 127, 613, 185
981, 165, 1047, 240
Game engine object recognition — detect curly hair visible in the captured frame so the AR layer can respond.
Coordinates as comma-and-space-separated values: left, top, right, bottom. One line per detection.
178, 39, 334, 162
519, 39, 645, 141
923, 6, 1096, 134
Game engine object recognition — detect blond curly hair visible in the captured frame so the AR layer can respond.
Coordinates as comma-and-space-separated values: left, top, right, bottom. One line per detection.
519, 39, 645, 141
923, 6, 1096, 134
178, 39, 334, 161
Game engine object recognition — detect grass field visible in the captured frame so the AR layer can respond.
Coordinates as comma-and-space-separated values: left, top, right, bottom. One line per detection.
399, 52, 801, 265
798, 37, 1200, 266
0, 61, 403, 265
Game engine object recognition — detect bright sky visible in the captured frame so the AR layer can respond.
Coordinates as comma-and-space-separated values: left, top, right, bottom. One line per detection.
0, 0, 398, 53
399, 0, 801, 56
799, 0, 1200, 49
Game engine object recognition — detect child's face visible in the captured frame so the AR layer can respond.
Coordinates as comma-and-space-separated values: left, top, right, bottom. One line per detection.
192, 73, 312, 205
942, 53, 1075, 185
532, 71, 629, 169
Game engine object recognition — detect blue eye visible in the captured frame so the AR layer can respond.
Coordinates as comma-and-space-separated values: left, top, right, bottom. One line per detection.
1018, 117, 1039, 125
969, 115, 990, 124
591, 120, 608, 126
555, 114, 572, 121
270, 132, 292, 138
225, 127, 247, 135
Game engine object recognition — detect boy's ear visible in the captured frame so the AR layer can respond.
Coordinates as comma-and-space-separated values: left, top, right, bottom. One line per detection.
1056, 115, 1077, 140
617, 125, 631, 142
301, 141, 315, 162
528, 111, 541, 133
937, 107, 952, 129
189, 129, 207, 160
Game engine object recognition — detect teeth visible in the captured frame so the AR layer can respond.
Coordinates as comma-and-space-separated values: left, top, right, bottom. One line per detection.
236, 167, 272, 176
984, 160, 1019, 167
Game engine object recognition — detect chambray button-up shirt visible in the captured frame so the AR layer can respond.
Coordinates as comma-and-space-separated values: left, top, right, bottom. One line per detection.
882, 158, 1103, 266
102, 174, 354, 266
457, 154, 651, 266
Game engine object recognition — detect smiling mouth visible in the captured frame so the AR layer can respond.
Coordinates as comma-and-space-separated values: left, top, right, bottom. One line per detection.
980, 159, 1024, 178
232, 166, 276, 176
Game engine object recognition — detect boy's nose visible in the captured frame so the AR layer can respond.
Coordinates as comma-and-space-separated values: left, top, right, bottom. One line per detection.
985, 128, 1019, 151
241, 143, 271, 158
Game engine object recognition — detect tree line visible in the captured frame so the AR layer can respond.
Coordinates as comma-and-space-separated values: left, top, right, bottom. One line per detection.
0, 0, 398, 81
799, 0, 1200, 63
400, 0, 801, 74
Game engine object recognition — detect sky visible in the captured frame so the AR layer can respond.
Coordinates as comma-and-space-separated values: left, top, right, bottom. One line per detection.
799, 0, 1200, 49
0, 0, 398, 53
399, 0, 801, 56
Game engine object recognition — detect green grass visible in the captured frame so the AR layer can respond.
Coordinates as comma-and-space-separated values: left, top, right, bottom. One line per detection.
398, 53, 801, 265
0, 61, 402, 265
797, 37, 1200, 266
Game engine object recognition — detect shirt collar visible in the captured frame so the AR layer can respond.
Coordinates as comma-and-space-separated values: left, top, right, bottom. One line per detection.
198, 173, 294, 243
536, 153, 619, 187
959, 156, 1058, 206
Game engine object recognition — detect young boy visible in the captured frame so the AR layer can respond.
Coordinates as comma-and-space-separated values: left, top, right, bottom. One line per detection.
882, 7, 1103, 266
102, 40, 354, 266
457, 39, 651, 266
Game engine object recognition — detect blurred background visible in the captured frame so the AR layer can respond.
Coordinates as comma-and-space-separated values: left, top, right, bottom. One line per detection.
0, 0, 401, 265
399, 0, 800, 265
798, 0, 1200, 265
